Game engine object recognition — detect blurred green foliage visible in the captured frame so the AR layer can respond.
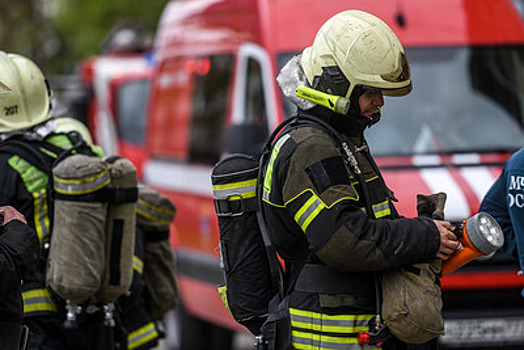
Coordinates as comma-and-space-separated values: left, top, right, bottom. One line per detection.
0, 0, 169, 73
53, 0, 168, 72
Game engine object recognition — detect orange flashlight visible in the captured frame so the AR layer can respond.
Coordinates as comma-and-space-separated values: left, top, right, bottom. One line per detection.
441, 212, 504, 277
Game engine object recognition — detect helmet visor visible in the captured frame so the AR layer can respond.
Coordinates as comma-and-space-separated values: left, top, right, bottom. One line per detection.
360, 82, 412, 97
357, 52, 412, 97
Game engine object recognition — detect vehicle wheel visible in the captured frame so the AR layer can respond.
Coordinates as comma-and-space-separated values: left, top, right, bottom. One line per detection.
162, 302, 233, 350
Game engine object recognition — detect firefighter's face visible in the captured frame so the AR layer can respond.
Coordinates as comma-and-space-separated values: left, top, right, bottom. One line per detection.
359, 90, 384, 118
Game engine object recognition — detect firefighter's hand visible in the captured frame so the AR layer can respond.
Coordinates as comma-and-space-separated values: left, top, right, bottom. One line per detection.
433, 220, 459, 260
0, 206, 27, 225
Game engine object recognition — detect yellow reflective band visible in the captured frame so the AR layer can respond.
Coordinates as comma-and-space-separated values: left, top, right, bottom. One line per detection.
46, 134, 74, 150
291, 319, 368, 334
294, 193, 325, 232
351, 175, 379, 186
292, 329, 359, 345
361, 200, 391, 219
22, 288, 57, 314
24, 302, 57, 313
32, 189, 50, 244
218, 285, 232, 315
133, 256, 144, 274
212, 178, 257, 201
136, 198, 175, 226
8, 155, 48, 193
263, 134, 291, 201
290, 308, 373, 323
292, 332, 380, 350
289, 308, 378, 350
128, 322, 159, 350
53, 167, 111, 195
39, 147, 58, 159
372, 200, 391, 219
7, 155, 50, 244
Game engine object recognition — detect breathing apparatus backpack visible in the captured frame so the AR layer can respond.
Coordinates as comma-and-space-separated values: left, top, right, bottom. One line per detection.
0, 131, 138, 327
135, 185, 178, 321
116, 185, 177, 349
48, 153, 138, 327
212, 153, 279, 336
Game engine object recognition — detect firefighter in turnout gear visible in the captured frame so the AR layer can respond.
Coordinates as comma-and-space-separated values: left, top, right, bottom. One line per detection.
261, 11, 459, 350
0, 51, 143, 350
0, 206, 39, 350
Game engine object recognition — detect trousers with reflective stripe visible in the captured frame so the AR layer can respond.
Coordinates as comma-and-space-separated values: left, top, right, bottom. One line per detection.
290, 308, 380, 350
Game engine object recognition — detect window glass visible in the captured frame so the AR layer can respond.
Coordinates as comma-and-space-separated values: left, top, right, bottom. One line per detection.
117, 79, 150, 145
189, 55, 234, 164
368, 46, 524, 155
278, 46, 524, 156
226, 58, 268, 157
245, 58, 268, 129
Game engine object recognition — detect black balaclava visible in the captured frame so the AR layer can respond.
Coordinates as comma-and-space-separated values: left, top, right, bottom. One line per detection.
347, 85, 381, 129
311, 66, 381, 137
317, 86, 381, 138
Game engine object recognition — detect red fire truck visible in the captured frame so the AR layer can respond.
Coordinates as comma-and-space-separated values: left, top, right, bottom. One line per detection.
92, 0, 524, 348
80, 52, 153, 179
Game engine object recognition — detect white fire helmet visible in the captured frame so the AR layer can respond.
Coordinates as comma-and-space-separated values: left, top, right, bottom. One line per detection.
301, 10, 411, 102
54, 117, 94, 145
0, 51, 51, 133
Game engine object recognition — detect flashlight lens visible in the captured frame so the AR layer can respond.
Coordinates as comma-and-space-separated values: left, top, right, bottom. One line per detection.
467, 212, 504, 255
486, 229, 501, 246
480, 216, 489, 225
478, 214, 503, 246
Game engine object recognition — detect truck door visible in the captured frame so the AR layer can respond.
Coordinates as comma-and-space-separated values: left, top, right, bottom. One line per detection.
226, 43, 278, 156
110, 75, 151, 178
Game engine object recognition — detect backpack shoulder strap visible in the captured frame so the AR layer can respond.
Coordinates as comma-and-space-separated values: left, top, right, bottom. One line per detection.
255, 113, 336, 299
0, 138, 54, 174
0, 131, 96, 173
256, 116, 301, 299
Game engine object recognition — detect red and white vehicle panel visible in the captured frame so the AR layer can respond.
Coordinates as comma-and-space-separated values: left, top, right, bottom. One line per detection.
81, 54, 153, 178
98, 0, 524, 348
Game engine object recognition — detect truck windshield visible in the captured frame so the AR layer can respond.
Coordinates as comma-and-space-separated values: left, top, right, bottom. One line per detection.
279, 46, 524, 156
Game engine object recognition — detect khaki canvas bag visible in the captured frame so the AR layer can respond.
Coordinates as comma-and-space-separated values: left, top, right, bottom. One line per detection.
380, 260, 444, 343
380, 193, 447, 344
